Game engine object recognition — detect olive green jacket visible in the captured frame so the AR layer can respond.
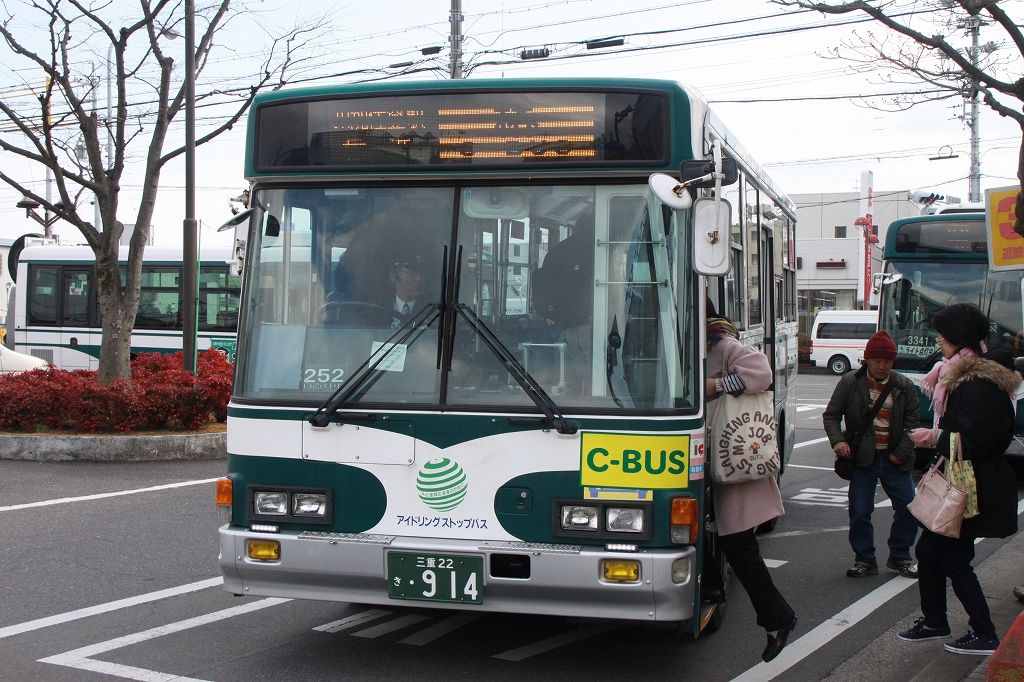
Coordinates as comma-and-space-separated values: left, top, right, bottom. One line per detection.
822, 366, 920, 471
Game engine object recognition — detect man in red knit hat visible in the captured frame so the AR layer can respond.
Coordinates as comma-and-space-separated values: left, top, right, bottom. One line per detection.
823, 330, 922, 578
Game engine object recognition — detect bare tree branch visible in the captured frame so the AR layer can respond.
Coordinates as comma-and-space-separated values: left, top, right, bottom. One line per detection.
0, 0, 333, 382
773, 0, 1024, 234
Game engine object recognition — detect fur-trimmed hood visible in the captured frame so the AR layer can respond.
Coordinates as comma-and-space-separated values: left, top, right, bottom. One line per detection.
943, 355, 1021, 396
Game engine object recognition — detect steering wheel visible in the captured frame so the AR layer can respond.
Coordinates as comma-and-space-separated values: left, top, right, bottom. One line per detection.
319, 300, 393, 326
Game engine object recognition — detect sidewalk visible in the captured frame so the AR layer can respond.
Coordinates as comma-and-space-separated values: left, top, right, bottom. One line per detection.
823, 529, 1024, 681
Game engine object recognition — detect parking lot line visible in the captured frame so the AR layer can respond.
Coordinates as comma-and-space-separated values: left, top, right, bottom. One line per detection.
0, 478, 219, 512
0, 577, 223, 640
38, 597, 288, 681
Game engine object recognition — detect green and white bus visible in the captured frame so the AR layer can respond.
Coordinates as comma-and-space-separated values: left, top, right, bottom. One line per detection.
9, 244, 241, 369
216, 78, 798, 637
876, 211, 1024, 448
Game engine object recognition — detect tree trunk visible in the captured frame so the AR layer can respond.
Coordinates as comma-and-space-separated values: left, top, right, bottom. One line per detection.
94, 252, 135, 384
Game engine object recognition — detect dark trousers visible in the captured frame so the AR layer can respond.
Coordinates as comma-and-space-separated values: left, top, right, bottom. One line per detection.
719, 528, 794, 632
848, 452, 918, 564
916, 529, 996, 638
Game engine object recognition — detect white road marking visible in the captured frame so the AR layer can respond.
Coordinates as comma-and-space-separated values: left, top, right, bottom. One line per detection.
0, 478, 218, 512
352, 614, 431, 638
730, 497, 1024, 681
763, 559, 788, 568
313, 609, 393, 633
730, 575, 917, 682
789, 487, 848, 507
492, 624, 616, 661
793, 437, 829, 449
38, 597, 288, 681
0, 577, 224, 640
787, 464, 833, 471
769, 527, 848, 539
399, 613, 482, 645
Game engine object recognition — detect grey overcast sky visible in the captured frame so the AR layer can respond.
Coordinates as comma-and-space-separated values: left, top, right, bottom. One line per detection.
1, 0, 1020, 246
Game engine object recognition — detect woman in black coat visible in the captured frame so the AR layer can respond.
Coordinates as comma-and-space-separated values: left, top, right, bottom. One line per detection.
897, 303, 1019, 656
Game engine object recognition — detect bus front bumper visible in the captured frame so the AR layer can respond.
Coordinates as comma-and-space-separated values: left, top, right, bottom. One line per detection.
219, 525, 697, 622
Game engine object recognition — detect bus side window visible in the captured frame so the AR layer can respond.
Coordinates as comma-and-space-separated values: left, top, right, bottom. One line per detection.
28, 265, 59, 326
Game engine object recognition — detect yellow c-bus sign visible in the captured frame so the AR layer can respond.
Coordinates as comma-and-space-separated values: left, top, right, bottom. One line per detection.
985, 185, 1024, 271
580, 432, 689, 489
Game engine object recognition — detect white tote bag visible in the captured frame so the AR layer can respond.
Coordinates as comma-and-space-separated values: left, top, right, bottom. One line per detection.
706, 346, 781, 485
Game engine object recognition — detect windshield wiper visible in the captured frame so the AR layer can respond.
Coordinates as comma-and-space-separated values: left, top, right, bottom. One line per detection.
453, 303, 578, 435
308, 304, 441, 428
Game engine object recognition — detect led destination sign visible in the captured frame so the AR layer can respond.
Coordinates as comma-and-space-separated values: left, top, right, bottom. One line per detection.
255, 90, 667, 169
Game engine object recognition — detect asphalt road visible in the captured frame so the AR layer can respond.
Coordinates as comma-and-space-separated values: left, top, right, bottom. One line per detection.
1, 371, 1022, 681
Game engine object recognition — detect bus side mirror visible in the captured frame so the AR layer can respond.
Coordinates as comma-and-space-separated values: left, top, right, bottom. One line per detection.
217, 209, 251, 277
692, 198, 731, 275
679, 157, 738, 188
869, 272, 884, 307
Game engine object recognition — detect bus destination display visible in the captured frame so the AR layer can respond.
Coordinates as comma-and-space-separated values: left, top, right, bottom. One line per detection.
255, 91, 667, 169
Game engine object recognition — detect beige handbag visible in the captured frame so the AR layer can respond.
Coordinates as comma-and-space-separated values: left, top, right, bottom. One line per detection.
907, 455, 967, 538
946, 433, 979, 519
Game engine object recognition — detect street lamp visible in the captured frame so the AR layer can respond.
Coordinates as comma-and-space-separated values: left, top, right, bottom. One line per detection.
16, 196, 62, 237
854, 215, 880, 311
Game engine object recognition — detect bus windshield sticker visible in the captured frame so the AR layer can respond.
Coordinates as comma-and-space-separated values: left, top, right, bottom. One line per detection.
580, 432, 689, 489
370, 341, 407, 372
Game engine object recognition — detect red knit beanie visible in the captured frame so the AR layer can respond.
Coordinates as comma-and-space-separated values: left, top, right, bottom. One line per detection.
864, 330, 897, 361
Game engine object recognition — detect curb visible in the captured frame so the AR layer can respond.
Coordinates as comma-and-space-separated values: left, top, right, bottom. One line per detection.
0, 431, 226, 462
986, 609, 1024, 680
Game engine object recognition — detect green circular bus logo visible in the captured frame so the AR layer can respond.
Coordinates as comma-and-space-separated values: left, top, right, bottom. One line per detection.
416, 458, 468, 511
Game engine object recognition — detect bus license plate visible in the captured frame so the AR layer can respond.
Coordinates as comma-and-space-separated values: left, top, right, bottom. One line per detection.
387, 551, 483, 604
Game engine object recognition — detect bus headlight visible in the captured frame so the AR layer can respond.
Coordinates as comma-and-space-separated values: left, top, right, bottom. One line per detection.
254, 491, 288, 515
561, 505, 599, 530
292, 492, 327, 517
249, 487, 333, 525
606, 507, 644, 533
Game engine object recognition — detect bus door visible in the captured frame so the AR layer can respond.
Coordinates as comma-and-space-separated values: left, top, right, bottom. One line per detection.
60, 268, 97, 369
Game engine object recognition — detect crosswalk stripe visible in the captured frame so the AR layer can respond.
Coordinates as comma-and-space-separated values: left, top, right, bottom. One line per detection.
352, 614, 431, 638
400, 613, 482, 646
313, 609, 392, 633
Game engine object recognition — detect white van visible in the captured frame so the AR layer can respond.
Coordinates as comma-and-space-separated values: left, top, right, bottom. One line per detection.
809, 310, 878, 375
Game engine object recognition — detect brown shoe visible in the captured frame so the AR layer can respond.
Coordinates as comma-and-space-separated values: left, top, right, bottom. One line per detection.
887, 557, 919, 579
846, 561, 878, 577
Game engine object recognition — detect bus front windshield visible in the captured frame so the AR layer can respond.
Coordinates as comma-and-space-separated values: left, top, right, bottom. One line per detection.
235, 184, 696, 413
878, 260, 1023, 370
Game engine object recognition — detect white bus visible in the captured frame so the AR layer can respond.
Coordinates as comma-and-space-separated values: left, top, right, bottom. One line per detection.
9, 244, 241, 369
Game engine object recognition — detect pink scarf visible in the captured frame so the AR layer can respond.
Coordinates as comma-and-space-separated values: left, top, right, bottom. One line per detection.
921, 347, 976, 424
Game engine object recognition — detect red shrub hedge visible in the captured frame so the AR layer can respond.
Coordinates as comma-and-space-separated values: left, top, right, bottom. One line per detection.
0, 350, 234, 433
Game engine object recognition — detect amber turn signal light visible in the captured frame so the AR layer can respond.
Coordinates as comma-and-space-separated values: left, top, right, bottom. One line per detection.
216, 478, 233, 506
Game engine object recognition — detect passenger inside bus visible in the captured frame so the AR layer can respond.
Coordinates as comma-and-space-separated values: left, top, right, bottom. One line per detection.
530, 209, 595, 394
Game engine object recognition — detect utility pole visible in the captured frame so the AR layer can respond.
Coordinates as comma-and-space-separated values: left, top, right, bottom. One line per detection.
449, 0, 464, 79
182, 0, 198, 373
967, 16, 982, 203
